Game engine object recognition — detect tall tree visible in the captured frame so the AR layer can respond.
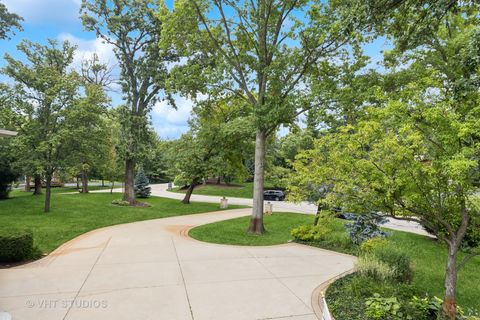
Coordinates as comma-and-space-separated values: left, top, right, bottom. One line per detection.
63, 83, 110, 193
166, 133, 212, 204
290, 9, 480, 319
3, 40, 79, 212
80, 0, 175, 205
160, 0, 363, 233
0, 2, 22, 40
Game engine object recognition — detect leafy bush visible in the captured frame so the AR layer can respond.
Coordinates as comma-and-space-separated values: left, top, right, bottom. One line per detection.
291, 218, 358, 254
366, 293, 480, 320
365, 294, 403, 320
345, 212, 388, 245
361, 237, 389, 253
0, 229, 34, 262
111, 199, 130, 206
290, 224, 330, 241
356, 255, 396, 282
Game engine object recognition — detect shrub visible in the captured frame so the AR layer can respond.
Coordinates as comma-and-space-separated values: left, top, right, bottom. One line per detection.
323, 231, 353, 249
356, 255, 396, 282
345, 212, 388, 245
111, 199, 130, 206
291, 225, 324, 241
361, 237, 389, 253
373, 248, 413, 283
0, 229, 34, 262
365, 294, 403, 320
134, 166, 151, 198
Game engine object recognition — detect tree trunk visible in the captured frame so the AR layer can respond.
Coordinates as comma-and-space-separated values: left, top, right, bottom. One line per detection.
182, 183, 195, 204
44, 173, 52, 213
443, 244, 458, 320
313, 204, 322, 226
110, 181, 115, 194
102, 179, 105, 187
248, 129, 267, 234
217, 176, 221, 184
24, 176, 31, 192
33, 175, 42, 195
123, 158, 136, 205
76, 176, 80, 190
81, 169, 89, 193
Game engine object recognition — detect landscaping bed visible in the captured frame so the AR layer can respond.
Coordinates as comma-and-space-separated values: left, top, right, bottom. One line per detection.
291, 218, 480, 318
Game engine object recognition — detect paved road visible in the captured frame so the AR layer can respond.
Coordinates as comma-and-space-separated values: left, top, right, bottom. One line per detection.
0, 209, 355, 320
147, 184, 430, 237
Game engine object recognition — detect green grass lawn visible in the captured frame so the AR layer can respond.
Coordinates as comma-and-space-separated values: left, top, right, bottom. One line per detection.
0, 189, 242, 256
187, 213, 480, 310
172, 182, 277, 199
189, 212, 313, 245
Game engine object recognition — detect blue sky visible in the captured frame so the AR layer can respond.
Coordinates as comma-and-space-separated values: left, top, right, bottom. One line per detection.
0, 0, 388, 139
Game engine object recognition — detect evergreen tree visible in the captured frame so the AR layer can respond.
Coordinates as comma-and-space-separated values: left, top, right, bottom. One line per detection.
134, 166, 151, 198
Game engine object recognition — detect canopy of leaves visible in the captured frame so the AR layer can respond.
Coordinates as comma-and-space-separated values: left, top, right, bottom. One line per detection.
0, 2, 22, 40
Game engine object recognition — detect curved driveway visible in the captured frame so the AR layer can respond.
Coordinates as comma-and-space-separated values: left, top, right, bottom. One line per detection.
0, 208, 355, 320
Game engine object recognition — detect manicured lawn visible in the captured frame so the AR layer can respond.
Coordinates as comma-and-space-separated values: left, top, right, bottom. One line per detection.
189, 212, 314, 245
0, 190, 242, 256
187, 212, 480, 310
172, 181, 277, 199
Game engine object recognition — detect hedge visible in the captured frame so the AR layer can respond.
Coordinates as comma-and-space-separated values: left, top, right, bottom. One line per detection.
0, 229, 34, 262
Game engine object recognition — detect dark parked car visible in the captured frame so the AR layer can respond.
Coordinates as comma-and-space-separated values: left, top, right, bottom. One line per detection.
263, 190, 285, 201
336, 212, 357, 220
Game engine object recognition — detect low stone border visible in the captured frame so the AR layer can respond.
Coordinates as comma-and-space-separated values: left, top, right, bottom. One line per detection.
311, 268, 356, 320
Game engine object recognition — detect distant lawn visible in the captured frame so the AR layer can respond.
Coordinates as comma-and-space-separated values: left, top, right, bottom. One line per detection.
0, 190, 243, 256
172, 181, 277, 199
189, 212, 313, 245
187, 213, 480, 310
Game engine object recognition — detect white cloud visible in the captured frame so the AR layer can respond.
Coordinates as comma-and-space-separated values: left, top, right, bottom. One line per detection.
151, 96, 195, 138
3, 0, 81, 25
153, 96, 193, 125
57, 33, 117, 68
57, 33, 120, 92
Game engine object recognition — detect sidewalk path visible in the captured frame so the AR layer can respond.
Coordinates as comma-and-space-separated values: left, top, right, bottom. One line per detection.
0, 208, 355, 320
112, 184, 429, 236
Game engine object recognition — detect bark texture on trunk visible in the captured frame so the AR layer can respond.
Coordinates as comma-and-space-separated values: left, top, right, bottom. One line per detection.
182, 183, 195, 204
81, 169, 89, 193
24, 176, 31, 192
123, 158, 135, 205
248, 129, 266, 234
443, 245, 458, 320
33, 176, 42, 195
44, 174, 52, 213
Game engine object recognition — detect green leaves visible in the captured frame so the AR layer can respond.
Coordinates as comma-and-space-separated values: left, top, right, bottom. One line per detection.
0, 2, 22, 40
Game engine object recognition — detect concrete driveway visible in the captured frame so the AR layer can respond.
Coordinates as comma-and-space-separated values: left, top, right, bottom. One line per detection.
0, 208, 355, 320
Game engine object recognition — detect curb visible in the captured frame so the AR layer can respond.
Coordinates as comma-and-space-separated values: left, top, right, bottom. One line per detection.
311, 269, 356, 320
